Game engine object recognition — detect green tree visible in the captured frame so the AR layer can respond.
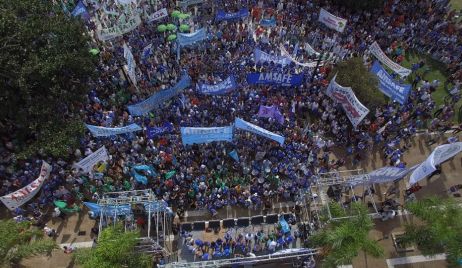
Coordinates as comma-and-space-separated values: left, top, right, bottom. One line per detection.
74, 225, 153, 268
0, 0, 95, 159
329, 57, 386, 110
401, 197, 462, 267
0, 219, 57, 267
311, 202, 384, 267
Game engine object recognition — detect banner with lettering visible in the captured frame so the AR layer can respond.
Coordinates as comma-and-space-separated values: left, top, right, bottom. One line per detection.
178, 0, 203, 8
0, 161, 52, 210
86, 123, 142, 137
247, 72, 303, 87
146, 122, 174, 139
74, 146, 109, 174
178, 28, 207, 47
147, 8, 168, 23
97, 15, 142, 41
234, 118, 285, 145
127, 74, 192, 116
280, 45, 320, 68
84, 202, 132, 217
326, 75, 369, 127
260, 17, 276, 27
181, 126, 234, 145
254, 48, 290, 66
318, 8, 347, 32
197, 76, 237, 95
123, 43, 137, 86
216, 8, 249, 21
369, 42, 411, 77
370, 61, 411, 104
257, 105, 284, 124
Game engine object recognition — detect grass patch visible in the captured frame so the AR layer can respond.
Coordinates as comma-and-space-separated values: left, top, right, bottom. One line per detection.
450, 0, 462, 10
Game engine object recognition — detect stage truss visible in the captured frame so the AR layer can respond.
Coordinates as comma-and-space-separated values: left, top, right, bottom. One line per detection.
309, 169, 380, 223
97, 189, 172, 257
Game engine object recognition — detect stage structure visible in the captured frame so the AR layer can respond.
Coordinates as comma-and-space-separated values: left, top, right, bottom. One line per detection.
97, 189, 171, 256
309, 169, 380, 223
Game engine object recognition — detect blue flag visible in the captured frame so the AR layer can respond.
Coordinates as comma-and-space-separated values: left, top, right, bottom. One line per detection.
234, 118, 285, 145
131, 165, 157, 185
370, 61, 411, 105
146, 122, 174, 139
228, 150, 239, 162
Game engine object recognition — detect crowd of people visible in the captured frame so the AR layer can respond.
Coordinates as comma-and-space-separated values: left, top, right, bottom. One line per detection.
1, 0, 461, 223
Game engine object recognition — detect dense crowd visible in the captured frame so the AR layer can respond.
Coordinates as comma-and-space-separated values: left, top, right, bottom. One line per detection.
1, 0, 461, 219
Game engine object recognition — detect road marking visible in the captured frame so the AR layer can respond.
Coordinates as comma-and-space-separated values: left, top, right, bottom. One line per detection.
386, 254, 446, 268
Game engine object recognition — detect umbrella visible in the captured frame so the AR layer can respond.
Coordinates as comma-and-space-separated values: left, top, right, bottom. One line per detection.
89, 48, 99, 55
171, 10, 181, 18
179, 24, 190, 32
157, 24, 167, 32
166, 24, 177, 31
54, 200, 67, 209
167, 34, 177, 41
178, 13, 190, 19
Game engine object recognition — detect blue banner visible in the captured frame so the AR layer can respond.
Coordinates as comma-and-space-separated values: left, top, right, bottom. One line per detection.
215, 8, 249, 21
127, 75, 191, 116
146, 122, 174, 139
71, 1, 90, 20
260, 17, 276, 27
197, 76, 237, 95
279, 216, 290, 233
144, 200, 169, 213
370, 61, 411, 105
178, 28, 207, 47
228, 150, 239, 162
247, 72, 303, 87
84, 202, 132, 217
141, 44, 152, 64
254, 48, 290, 66
234, 118, 285, 145
131, 165, 157, 185
181, 126, 233, 145
86, 123, 142, 137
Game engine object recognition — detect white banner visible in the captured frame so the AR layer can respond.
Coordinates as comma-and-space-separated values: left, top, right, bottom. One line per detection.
305, 42, 320, 56
123, 43, 137, 86
147, 8, 168, 23
369, 42, 411, 77
326, 75, 369, 127
279, 45, 320, 68
74, 146, 109, 174
0, 161, 52, 210
318, 8, 347, 33
409, 142, 462, 185
97, 15, 142, 41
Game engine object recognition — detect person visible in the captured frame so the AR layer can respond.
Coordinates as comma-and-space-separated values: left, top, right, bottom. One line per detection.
63, 246, 75, 254
44, 225, 56, 237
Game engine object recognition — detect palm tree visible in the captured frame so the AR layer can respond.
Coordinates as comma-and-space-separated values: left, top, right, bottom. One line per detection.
311, 202, 384, 267
0, 219, 57, 267
401, 197, 462, 267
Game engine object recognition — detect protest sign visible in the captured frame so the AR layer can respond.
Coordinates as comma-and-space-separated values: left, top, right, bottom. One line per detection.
370, 61, 411, 104
97, 15, 141, 41
74, 146, 109, 174
147, 8, 168, 23
369, 42, 411, 77
197, 76, 237, 95
318, 8, 347, 32
181, 126, 234, 145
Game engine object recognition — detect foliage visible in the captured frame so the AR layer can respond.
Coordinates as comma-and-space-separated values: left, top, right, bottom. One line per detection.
329, 57, 386, 110
311, 202, 384, 267
0, 0, 95, 158
0, 219, 58, 267
401, 197, 462, 267
74, 225, 153, 268
331, 0, 385, 11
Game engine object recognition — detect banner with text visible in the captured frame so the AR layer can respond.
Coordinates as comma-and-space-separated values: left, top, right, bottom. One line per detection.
318, 8, 347, 32
127, 74, 192, 116
326, 75, 369, 127
181, 126, 234, 145
74, 146, 109, 174
369, 42, 411, 77
247, 72, 303, 87
84, 202, 132, 217
86, 123, 142, 137
197, 76, 237, 95
234, 118, 285, 145
0, 161, 52, 210
370, 61, 411, 104
260, 17, 276, 27
254, 48, 290, 66
178, 28, 207, 47
97, 15, 141, 41
147, 8, 168, 23
146, 122, 174, 139
280, 45, 320, 68
216, 8, 249, 21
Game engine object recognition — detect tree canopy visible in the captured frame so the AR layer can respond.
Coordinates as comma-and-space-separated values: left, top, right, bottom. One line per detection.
0, 219, 57, 267
328, 57, 386, 111
402, 197, 462, 267
0, 0, 95, 158
74, 225, 153, 268
311, 202, 384, 267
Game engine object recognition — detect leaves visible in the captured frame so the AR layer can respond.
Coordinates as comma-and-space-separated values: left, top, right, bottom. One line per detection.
0, 219, 58, 266
402, 197, 462, 267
